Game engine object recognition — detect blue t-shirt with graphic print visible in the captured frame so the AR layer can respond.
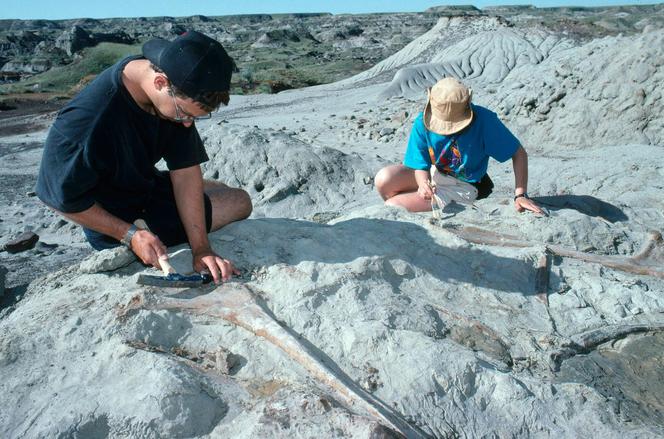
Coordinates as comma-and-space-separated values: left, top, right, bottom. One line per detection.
403, 104, 520, 183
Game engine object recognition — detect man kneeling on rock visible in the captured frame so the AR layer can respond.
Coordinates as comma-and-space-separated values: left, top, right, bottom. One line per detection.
375, 77, 543, 216
36, 31, 252, 283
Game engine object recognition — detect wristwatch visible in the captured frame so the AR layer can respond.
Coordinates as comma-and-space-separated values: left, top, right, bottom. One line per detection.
121, 224, 139, 249
514, 193, 529, 202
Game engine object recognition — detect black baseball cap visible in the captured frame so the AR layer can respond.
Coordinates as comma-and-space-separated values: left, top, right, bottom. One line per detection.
142, 30, 234, 97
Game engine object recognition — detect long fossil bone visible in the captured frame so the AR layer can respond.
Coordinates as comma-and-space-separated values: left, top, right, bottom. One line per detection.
570, 322, 664, 350
442, 225, 664, 279
124, 283, 428, 439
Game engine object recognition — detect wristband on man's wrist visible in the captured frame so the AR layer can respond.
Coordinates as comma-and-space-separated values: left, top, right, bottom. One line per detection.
514, 192, 529, 202
120, 224, 138, 249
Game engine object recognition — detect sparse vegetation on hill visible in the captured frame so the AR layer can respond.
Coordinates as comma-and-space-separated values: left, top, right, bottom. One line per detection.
0, 42, 140, 95
1, 4, 663, 102
0, 12, 437, 100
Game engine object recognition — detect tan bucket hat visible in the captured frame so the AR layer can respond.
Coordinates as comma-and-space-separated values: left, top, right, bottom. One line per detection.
423, 77, 474, 135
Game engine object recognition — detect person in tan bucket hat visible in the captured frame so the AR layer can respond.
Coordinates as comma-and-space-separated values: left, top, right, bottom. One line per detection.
423, 77, 474, 135
375, 77, 543, 215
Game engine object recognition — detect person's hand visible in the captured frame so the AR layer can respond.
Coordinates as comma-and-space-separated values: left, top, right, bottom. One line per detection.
130, 229, 168, 268
515, 196, 545, 215
417, 182, 434, 200
192, 246, 240, 284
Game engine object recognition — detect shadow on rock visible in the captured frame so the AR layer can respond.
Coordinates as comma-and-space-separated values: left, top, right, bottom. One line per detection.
0, 284, 29, 317
555, 332, 664, 430
222, 217, 557, 296
532, 195, 628, 223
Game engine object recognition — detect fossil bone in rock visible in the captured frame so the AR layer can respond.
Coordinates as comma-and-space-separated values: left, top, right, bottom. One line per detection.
442, 225, 664, 279
124, 283, 429, 438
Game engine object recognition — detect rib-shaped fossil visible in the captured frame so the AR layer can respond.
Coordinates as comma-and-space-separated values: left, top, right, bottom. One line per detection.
124, 283, 429, 439
570, 322, 664, 351
547, 320, 664, 371
443, 225, 664, 279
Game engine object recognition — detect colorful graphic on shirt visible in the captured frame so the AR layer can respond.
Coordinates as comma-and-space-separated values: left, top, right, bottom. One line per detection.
431, 138, 467, 179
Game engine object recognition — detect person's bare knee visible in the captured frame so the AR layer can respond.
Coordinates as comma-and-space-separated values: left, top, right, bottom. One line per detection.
375, 165, 417, 200
233, 189, 252, 220
205, 184, 253, 231
375, 167, 393, 199
374, 167, 390, 189
375, 165, 405, 200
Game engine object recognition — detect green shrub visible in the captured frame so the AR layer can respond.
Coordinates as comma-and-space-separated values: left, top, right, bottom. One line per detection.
0, 42, 141, 95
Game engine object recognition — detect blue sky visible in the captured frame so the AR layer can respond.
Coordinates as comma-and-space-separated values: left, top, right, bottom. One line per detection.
0, 0, 659, 20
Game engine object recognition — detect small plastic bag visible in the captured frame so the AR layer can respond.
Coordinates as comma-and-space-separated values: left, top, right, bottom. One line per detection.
429, 166, 478, 217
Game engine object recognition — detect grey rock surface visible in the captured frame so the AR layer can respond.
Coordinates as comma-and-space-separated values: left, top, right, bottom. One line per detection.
2, 202, 663, 437
54, 25, 94, 56
78, 246, 136, 274
1, 7, 664, 439
200, 124, 380, 219
332, 16, 664, 149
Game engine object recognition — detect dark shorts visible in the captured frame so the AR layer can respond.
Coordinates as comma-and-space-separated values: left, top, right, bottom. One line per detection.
471, 174, 494, 200
84, 172, 212, 251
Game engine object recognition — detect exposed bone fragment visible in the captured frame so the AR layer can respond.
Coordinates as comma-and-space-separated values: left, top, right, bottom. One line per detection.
445, 226, 533, 248
123, 283, 427, 438
443, 225, 664, 279
535, 251, 551, 305
570, 323, 664, 351
631, 231, 664, 261
433, 305, 513, 368
533, 250, 561, 335
546, 321, 664, 371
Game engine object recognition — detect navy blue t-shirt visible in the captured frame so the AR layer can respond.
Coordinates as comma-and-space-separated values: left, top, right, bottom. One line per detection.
36, 55, 209, 213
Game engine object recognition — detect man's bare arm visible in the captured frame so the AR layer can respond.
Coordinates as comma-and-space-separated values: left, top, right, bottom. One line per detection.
170, 165, 238, 283
169, 165, 208, 252
60, 203, 167, 266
